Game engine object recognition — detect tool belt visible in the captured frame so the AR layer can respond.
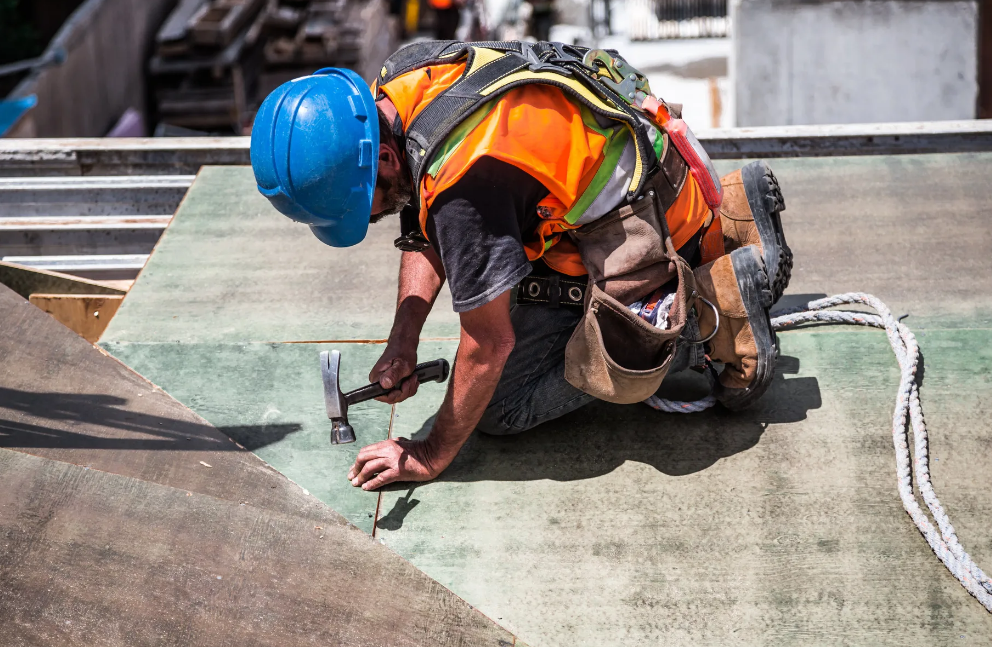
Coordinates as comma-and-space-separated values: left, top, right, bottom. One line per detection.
564, 163, 697, 405
516, 274, 587, 309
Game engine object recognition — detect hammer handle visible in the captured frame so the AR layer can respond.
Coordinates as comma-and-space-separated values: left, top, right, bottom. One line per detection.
344, 358, 450, 405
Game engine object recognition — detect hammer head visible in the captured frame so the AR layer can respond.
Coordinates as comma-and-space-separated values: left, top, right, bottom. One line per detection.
320, 350, 356, 444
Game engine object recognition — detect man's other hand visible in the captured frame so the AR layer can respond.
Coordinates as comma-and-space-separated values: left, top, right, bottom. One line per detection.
347, 438, 444, 491
369, 345, 419, 404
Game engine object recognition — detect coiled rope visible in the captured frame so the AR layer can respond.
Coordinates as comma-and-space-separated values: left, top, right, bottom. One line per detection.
645, 292, 992, 612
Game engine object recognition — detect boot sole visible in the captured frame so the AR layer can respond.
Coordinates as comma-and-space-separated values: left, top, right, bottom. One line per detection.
715, 246, 777, 410
741, 160, 793, 304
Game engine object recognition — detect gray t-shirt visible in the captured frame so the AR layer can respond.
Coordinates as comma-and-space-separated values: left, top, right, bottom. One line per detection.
425, 157, 550, 312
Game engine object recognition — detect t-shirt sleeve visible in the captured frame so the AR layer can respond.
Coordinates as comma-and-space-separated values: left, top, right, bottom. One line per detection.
425, 157, 548, 313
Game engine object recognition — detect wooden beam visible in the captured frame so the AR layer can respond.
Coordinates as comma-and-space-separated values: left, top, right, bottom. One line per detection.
28, 293, 124, 343
980, 0, 992, 118
0, 260, 126, 299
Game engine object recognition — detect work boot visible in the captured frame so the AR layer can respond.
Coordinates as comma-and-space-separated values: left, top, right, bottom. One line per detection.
693, 245, 776, 410
718, 160, 793, 303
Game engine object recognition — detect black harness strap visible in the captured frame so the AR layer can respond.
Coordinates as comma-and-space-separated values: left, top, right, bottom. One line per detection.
380, 40, 669, 204
403, 53, 531, 185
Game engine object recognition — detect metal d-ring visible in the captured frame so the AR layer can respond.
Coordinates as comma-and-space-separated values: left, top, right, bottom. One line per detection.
686, 296, 720, 344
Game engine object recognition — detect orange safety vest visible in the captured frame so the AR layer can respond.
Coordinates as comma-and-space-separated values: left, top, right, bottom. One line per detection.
377, 63, 710, 276
428, 0, 454, 8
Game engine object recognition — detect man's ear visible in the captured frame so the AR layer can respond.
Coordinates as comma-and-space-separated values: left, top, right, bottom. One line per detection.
379, 142, 402, 174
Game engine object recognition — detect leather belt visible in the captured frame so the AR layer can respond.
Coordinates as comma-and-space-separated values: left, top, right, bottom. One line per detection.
516, 274, 586, 308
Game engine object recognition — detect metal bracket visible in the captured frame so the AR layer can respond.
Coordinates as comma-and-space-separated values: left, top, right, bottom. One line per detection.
581, 49, 652, 105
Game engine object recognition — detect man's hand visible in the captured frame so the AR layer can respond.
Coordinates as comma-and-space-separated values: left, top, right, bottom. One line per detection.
370, 249, 446, 404
350, 292, 516, 490
369, 344, 419, 404
347, 437, 447, 491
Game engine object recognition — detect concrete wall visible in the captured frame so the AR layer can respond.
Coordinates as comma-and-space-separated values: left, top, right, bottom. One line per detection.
6, 0, 174, 138
732, 0, 978, 127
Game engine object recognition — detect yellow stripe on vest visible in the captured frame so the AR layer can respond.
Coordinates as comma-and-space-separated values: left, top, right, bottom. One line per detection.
466, 47, 507, 76
478, 69, 644, 193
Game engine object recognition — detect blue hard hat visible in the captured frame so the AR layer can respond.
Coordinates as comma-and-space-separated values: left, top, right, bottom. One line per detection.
251, 67, 379, 248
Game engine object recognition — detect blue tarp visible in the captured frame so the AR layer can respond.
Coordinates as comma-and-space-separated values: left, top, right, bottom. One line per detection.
0, 95, 38, 136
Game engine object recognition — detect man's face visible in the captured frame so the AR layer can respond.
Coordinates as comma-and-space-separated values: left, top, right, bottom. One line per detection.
370, 141, 412, 224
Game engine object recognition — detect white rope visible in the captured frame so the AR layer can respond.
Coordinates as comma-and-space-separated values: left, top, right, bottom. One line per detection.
644, 393, 717, 413
645, 292, 992, 612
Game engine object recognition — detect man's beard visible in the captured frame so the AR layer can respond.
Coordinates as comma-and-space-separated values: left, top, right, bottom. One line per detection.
371, 172, 413, 224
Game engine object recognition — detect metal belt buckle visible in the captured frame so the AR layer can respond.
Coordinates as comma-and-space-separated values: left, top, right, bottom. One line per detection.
393, 233, 431, 253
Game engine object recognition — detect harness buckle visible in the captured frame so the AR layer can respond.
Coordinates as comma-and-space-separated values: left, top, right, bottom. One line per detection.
520, 42, 572, 75
581, 49, 652, 106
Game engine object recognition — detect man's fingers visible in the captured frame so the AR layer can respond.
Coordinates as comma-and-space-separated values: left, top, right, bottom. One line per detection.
347, 454, 369, 480
379, 358, 414, 390
351, 458, 391, 487
362, 468, 400, 491
374, 372, 419, 404
368, 355, 394, 384
400, 375, 420, 400
355, 441, 390, 464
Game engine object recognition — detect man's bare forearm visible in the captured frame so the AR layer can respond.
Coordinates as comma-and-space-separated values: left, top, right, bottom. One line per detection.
389, 249, 445, 346
422, 292, 515, 471
349, 291, 516, 489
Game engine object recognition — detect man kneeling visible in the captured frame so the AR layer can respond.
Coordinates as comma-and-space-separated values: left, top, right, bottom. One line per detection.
250, 41, 793, 490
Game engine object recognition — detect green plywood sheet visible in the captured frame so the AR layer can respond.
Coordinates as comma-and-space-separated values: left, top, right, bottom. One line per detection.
102, 341, 387, 531
102, 155, 992, 348
97, 156, 992, 643
712, 154, 992, 328
379, 330, 992, 646
101, 340, 454, 533
100, 166, 459, 345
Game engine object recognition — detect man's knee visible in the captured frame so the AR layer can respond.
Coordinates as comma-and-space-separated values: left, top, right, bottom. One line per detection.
475, 401, 524, 436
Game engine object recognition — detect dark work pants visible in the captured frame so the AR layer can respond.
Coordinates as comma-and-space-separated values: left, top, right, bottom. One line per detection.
476, 302, 593, 435
476, 231, 706, 436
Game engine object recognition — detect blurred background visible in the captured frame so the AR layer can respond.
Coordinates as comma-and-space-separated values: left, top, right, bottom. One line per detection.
0, 0, 988, 137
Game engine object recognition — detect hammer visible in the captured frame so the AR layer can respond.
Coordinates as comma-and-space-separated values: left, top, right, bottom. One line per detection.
320, 350, 450, 445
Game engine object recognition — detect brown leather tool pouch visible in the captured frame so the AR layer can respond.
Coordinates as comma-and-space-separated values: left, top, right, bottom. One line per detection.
565, 167, 696, 404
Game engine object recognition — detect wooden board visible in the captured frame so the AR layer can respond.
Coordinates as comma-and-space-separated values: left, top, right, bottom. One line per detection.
0, 449, 514, 647
0, 284, 516, 645
0, 284, 324, 517
29, 293, 124, 342
188, 0, 266, 47
0, 260, 125, 299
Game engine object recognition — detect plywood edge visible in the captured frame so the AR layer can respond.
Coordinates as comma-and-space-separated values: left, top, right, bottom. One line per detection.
28, 293, 124, 343
0, 261, 127, 298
